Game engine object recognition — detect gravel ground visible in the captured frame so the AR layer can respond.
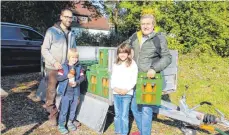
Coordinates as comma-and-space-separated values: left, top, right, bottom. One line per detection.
1, 72, 228, 135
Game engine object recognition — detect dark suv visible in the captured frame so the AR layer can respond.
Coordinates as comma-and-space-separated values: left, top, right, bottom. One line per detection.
1, 22, 44, 73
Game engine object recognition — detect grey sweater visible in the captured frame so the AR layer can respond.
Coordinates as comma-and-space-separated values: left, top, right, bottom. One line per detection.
41, 23, 77, 70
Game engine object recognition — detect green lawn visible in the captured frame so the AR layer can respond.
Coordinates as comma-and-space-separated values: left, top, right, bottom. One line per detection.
170, 51, 229, 119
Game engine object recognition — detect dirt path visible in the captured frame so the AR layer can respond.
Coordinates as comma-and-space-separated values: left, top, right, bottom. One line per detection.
1, 73, 228, 135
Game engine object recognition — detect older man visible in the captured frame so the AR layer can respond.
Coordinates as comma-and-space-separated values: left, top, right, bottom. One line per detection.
127, 14, 172, 135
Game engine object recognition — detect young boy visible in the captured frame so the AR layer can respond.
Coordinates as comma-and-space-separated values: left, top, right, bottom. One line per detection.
56, 48, 85, 134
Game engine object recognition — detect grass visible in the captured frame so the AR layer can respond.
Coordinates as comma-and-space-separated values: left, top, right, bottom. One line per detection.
170, 50, 229, 119
1, 51, 229, 135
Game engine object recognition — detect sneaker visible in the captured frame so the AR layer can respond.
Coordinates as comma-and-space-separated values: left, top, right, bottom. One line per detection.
73, 120, 81, 127
67, 120, 76, 131
130, 131, 140, 135
58, 125, 68, 134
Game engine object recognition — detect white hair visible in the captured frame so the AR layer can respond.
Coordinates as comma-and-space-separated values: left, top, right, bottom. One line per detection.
140, 14, 156, 26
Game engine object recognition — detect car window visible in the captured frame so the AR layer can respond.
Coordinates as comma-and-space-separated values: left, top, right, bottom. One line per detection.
1, 26, 24, 40
20, 28, 43, 41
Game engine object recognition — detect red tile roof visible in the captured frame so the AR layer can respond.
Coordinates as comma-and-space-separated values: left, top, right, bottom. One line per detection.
73, 2, 110, 31
74, 3, 92, 16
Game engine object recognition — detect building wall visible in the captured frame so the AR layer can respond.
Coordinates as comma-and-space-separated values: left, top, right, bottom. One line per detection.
72, 27, 110, 36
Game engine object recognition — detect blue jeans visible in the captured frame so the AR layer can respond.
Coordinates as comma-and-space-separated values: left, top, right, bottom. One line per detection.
131, 91, 156, 135
58, 95, 79, 125
114, 94, 132, 135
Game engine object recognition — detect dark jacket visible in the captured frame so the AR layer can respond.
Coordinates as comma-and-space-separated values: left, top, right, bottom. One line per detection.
125, 31, 172, 72
56, 61, 85, 97
41, 22, 77, 70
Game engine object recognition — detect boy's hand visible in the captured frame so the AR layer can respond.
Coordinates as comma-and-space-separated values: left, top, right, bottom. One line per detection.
70, 81, 78, 87
68, 73, 74, 79
71, 82, 76, 87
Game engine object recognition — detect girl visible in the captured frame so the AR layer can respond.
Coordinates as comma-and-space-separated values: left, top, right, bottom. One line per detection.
111, 43, 138, 135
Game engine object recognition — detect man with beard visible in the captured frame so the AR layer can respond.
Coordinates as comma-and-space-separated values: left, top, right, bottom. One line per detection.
41, 8, 77, 126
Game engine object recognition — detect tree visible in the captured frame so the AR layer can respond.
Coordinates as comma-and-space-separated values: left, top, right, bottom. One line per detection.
111, 1, 229, 57
1, 1, 102, 34
1, 1, 74, 34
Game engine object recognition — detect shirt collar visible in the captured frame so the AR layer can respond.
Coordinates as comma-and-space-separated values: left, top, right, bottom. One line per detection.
142, 31, 155, 39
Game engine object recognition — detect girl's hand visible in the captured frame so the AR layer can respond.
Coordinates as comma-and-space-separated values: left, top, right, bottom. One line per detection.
114, 88, 121, 94
120, 89, 129, 95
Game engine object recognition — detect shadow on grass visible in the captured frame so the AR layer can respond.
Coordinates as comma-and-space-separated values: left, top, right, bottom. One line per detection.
1, 72, 41, 95
154, 118, 212, 134
1, 72, 48, 134
22, 122, 43, 135
103, 106, 135, 134
1, 90, 48, 134
1, 67, 41, 76
103, 106, 115, 132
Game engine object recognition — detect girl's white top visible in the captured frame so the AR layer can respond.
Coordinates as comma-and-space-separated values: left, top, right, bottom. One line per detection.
110, 60, 138, 95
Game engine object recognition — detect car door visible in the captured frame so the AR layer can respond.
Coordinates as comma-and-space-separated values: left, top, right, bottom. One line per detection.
20, 28, 43, 68
1, 25, 29, 70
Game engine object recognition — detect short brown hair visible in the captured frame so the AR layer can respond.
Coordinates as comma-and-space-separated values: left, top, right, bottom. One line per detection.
67, 48, 79, 60
116, 43, 132, 67
61, 8, 72, 15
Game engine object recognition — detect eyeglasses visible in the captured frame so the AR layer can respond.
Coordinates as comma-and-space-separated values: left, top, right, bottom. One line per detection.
63, 16, 73, 20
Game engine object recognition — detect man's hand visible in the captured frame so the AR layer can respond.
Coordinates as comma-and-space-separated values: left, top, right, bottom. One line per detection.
131, 49, 134, 58
54, 62, 62, 69
147, 69, 156, 78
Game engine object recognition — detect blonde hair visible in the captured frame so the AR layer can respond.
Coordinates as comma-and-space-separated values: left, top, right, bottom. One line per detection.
116, 43, 132, 67
67, 48, 79, 60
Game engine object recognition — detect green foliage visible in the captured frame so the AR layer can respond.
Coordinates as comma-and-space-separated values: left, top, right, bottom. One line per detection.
76, 30, 100, 46
107, 1, 229, 57
167, 37, 185, 53
99, 32, 128, 47
76, 30, 127, 47
1, 1, 100, 34
1, 1, 73, 34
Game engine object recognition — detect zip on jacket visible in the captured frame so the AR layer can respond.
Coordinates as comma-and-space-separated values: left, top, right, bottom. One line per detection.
56, 61, 85, 97
41, 22, 77, 70
125, 31, 172, 72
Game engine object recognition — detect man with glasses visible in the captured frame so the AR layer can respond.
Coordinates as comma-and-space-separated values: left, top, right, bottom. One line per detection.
41, 8, 77, 126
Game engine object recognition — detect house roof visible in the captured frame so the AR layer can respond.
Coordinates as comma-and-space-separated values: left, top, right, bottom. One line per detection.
80, 17, 110, 31
74, 3, 92, 16
72, 2, 110, 31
